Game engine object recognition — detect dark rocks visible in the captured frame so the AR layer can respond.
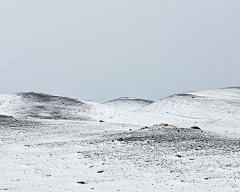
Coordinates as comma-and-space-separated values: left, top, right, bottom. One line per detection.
97, 171, 104, 173
117, 138, 124, 141
160, 123, 168, 126
77, 181, 86, 184
99, 120, 104, 122
191, 126, 201, 130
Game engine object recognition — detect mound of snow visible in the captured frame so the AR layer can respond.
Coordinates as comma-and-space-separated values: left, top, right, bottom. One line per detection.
104, 97, 153, 111
139, 87, 240, 121
0, 92, 111, 121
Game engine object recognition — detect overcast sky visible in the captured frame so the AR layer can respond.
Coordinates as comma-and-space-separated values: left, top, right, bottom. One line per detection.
0, 1, 240, 102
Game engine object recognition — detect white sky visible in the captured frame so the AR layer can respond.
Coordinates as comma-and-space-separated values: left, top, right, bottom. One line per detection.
0, 1, 240, 102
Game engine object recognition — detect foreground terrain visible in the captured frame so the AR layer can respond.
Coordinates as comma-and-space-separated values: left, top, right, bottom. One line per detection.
1, 87, 240, 191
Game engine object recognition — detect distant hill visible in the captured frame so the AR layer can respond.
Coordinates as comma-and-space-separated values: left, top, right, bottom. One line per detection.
104, 97, 153, 111
138, 87, 240, 121
1, 87, 240, 133
0, 92, 105, 120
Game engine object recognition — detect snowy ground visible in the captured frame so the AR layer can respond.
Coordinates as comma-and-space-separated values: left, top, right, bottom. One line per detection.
0, 87, 240, 191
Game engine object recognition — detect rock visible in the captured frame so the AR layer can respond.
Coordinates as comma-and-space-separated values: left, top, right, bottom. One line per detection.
176, 154, 181, 158
97, 170, 104, 173
117, 138, 124, 141
99, 120, 104, 122
160, 123, 168, 126
191, 126, 201, 130
77, 181, 86, 184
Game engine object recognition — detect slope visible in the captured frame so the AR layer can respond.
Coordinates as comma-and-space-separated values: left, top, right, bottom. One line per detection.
0, 92, 110, 121
137, 87, 240, 131
104, 97, 153, 112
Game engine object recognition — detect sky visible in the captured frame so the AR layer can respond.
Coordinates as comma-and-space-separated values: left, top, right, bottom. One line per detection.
0, 1, 240, 103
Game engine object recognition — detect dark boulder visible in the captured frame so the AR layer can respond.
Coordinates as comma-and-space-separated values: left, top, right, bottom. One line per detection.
191, 126, 201, 130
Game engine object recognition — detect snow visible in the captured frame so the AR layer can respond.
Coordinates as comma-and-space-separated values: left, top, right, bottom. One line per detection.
104, 98, 153, 111
0, 87, 240, 191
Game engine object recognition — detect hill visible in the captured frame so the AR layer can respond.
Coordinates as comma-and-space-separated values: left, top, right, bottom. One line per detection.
104, 97, 153, 111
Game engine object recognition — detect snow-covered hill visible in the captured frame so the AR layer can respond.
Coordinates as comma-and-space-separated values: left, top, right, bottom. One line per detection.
1, 88, 240, 133
0, 92, 110, 121
104, 97, 153, 111
139, 87, 240, 121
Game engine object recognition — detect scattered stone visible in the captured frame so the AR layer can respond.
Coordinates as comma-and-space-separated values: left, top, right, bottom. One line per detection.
97, 170, 104, 173
191, 126, 201, 130
176, 155, 182, 158
204, 178, 209, 180
195, 148, 202, 150
77, 181, 86, 184
99, 120, 104, 122
160, 123, 168, 126
117, 138, 124, 141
